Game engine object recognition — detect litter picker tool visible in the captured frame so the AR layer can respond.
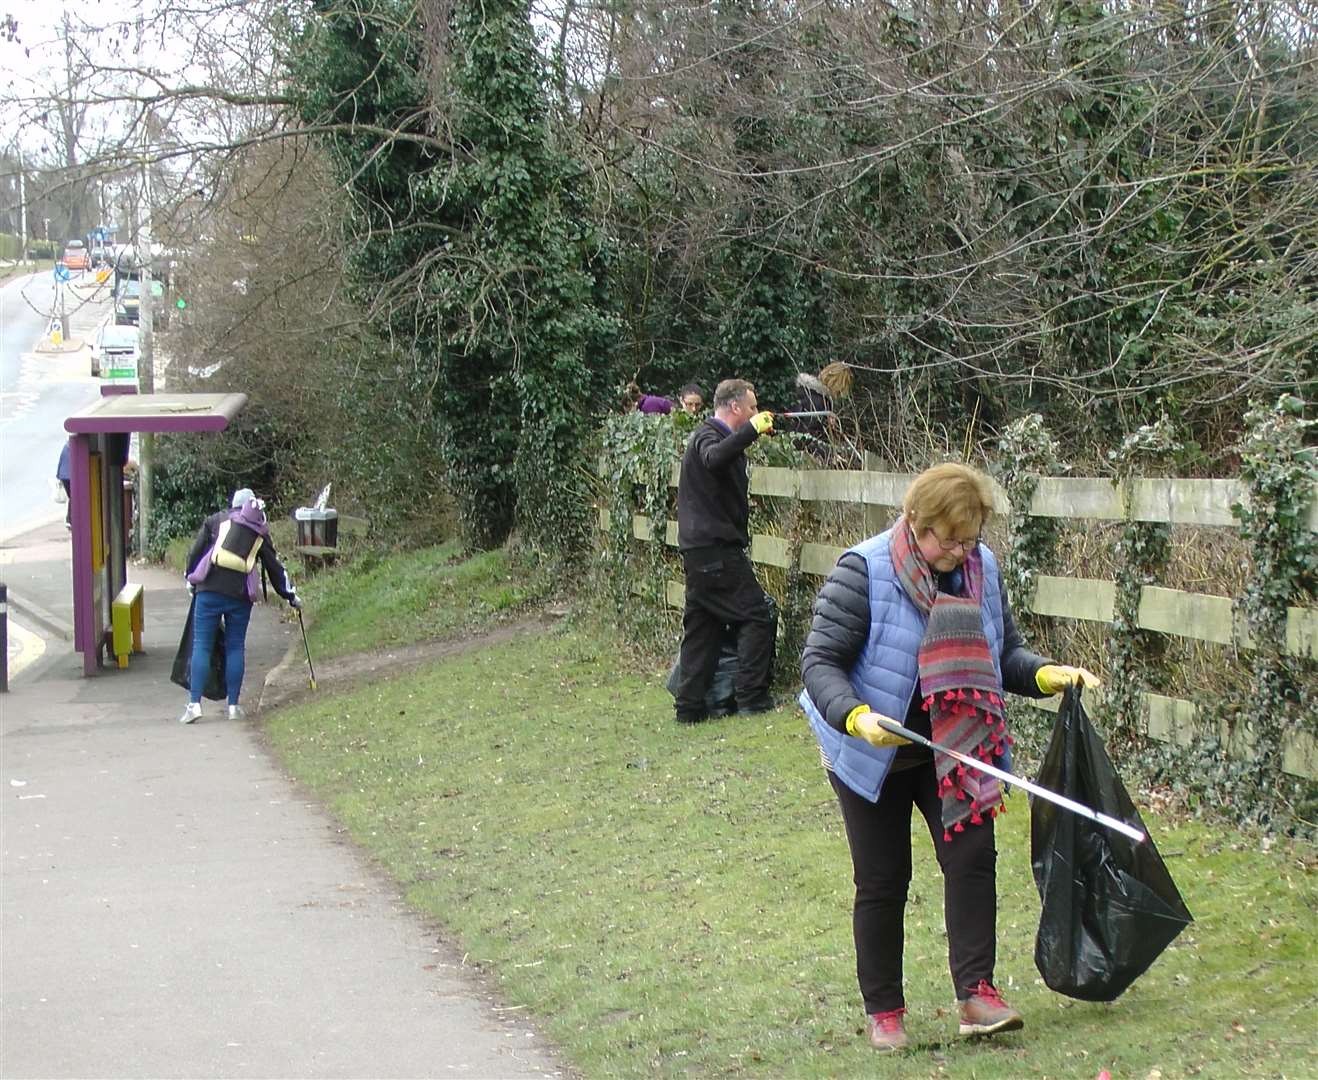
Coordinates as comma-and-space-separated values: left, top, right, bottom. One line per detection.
296, 607, 317, 691
871, 714, 1146, 843
777, 409, 836, 419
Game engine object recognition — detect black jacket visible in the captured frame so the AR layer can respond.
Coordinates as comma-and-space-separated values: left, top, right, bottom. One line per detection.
800, 551, 1049, 735
186, 510, 296, 604
676, 417, 762, 550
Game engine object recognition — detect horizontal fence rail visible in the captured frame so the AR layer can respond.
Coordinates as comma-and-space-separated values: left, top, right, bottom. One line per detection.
605, 465, 1317, 779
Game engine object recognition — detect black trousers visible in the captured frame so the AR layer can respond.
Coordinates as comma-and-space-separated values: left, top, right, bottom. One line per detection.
674, 545, 776, 716
828, 764, 997, 1014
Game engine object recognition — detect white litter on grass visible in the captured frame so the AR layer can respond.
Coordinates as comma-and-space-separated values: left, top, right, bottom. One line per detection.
10, 779, 27, 787
18, 794, 46, 800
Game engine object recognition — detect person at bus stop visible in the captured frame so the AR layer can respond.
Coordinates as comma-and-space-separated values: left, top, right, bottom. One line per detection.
799, 462, 1099, 1051
177, 489, 300, 724
672, 378, 778, 722
56, 442, 72, 527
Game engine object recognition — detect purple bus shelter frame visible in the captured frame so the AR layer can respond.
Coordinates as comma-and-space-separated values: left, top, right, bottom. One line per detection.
64, 393, 248, 676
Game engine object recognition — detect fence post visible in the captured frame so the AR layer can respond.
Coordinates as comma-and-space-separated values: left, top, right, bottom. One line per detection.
862, 452, 887, 536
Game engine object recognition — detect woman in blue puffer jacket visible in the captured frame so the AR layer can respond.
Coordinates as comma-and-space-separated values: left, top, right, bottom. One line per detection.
800, 462, 1098, 1051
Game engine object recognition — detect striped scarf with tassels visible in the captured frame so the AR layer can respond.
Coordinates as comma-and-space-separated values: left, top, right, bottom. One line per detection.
890, 518, 1011, 841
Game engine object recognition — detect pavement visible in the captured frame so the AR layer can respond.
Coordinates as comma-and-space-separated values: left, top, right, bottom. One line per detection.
0, 524, 563, 1079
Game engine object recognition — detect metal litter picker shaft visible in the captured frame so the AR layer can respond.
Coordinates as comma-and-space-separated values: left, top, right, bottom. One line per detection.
296, 608, 317, 690
872, 715, 1146, 843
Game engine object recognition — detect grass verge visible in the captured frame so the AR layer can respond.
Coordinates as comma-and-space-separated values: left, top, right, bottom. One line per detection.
296, 541, 539, 659
263, 550, 1317, 1078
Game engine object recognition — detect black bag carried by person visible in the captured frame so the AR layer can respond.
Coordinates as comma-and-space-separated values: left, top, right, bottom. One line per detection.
1031, 687, 1193, 1001
170, 596, 227, 701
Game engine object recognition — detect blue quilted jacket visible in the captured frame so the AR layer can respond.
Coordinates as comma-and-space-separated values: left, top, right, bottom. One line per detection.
799, 527, 1046, 801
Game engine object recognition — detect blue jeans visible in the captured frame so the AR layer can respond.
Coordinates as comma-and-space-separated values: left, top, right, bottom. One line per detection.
190, 590, 253, 706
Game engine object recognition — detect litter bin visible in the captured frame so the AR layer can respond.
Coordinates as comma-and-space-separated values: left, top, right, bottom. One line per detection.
294, 506, 339, 550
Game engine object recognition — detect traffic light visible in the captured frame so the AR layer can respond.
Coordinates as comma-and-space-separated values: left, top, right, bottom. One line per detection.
176, 297, 186, 310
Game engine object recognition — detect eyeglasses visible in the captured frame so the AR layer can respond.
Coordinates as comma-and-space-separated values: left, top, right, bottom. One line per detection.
930, 529, 980, 553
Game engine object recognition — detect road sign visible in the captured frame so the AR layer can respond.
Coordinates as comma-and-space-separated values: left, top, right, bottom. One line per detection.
53, 264, 70, 282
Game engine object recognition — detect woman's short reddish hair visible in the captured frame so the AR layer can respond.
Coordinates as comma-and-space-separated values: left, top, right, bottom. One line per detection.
902, 462, 995, 535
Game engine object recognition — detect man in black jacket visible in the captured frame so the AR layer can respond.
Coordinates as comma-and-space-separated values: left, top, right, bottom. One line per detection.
673, 378, 778, 722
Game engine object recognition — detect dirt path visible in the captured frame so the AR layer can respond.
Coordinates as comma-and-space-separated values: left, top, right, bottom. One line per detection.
257, 614, 556, 714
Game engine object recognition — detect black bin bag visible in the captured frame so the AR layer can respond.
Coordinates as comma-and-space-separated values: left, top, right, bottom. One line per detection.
1031, 687, 1193, 1001
666, 632, 738, 716
170, 596, 227, 701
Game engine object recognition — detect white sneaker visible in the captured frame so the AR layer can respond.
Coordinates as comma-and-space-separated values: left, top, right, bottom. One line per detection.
177, 702, 202, 724
228, 705, 245, 721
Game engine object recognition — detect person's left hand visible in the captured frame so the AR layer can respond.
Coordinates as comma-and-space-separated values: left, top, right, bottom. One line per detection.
1036, 664, 1101, 694
289, 594, 303, 610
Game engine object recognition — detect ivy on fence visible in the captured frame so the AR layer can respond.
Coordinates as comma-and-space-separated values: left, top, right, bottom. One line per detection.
1224, 394, 1318, 827
995, 414, 1069, 629
1106, 417, 1179, 741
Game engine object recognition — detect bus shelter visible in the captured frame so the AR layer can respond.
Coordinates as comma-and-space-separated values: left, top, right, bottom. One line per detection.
64, 393, 248, 676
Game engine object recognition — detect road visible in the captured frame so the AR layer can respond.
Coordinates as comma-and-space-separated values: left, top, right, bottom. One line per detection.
0, 270, 107, 543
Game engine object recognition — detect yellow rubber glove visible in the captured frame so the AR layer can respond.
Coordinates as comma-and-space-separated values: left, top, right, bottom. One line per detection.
846, 705, 911, 748
1035, 664, 1102, 694
749, 410, 775, 435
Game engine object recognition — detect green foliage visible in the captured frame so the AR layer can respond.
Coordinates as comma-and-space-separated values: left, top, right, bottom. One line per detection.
290, 0, 617, 557
1234, 395, 1318, 649
591, 410, 686, 652
1218, 394, 1318, 828
1105, 417, 1179, 739
994, 415, 1069, 619
144, 435, 242, 560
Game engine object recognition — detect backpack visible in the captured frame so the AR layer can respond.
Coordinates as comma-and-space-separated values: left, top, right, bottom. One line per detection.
211, 518, 264, 573
187, 500, 271, 601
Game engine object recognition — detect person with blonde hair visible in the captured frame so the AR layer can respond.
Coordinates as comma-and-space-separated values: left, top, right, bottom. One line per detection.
790, 361, 852, 446
800, 462, 1098, 1051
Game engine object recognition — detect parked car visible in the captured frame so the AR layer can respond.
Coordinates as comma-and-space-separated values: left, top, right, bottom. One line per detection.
62, 240, 90, 272
90, 322, 140, 378
113, 278, 168, 327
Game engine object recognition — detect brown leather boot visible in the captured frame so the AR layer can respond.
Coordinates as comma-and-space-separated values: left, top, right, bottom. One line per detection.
867, 1007, 908, 1051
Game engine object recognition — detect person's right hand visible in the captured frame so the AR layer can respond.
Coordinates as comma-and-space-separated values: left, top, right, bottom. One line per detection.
847, 709, 911, 748
750, 411, 775, 435
1035, 664, 1100, 694
289, 594, 303, 610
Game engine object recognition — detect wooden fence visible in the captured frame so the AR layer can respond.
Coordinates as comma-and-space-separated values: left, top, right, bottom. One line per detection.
603, 466, 1318, 780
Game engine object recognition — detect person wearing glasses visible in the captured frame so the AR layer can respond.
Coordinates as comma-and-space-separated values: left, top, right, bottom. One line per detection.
673, 378, 778, 722
799, 462, 1099, 1051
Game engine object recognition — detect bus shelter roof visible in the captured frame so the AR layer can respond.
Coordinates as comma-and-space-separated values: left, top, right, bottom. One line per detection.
64, 393, 248, 435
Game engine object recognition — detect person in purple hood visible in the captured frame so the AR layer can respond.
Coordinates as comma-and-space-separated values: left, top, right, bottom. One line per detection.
177, 488, 300, 724
622, 380, 674, 415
